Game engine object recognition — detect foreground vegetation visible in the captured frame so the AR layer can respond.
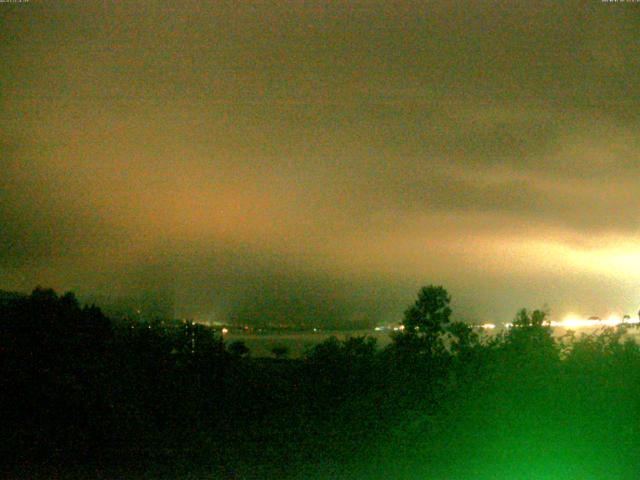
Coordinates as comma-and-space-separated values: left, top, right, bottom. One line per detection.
2, 286, 640, 479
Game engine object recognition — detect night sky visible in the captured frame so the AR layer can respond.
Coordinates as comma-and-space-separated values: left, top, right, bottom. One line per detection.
2, 1, 640, 326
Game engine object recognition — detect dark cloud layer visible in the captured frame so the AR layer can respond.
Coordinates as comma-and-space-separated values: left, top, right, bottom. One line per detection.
2, 1, 640, 324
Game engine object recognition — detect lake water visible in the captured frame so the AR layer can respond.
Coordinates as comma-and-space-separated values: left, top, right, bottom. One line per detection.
223, 324, 640, 358
223, 330, 394, 357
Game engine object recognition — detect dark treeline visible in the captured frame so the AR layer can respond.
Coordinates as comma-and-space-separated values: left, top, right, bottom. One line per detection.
2, 286, 640, 479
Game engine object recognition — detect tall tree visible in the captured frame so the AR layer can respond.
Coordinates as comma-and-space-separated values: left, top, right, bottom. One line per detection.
398, 285, 452, 356
404, 285, 452, 336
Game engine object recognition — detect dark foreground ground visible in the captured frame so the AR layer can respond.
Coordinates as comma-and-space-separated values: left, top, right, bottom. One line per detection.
3, 289, 640, 479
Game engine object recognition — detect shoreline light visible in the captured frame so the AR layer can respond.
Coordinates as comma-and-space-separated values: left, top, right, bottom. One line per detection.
548, 314, 639, 329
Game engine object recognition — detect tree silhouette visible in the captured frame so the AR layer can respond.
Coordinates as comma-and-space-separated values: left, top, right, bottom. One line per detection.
404, 285, 452, 334
229, 340, 250, 357
271, 345, 289, 359
448, 321, 479, 356
397, 285, 452, 356
504, 307, 558, 367
512, 307, 547, 328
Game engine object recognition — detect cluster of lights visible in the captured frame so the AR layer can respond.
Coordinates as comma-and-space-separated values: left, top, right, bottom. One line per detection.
374, 325, 405, 332
376, 316, 640, 333
549, 314, 639, 329
496, 314, 640, 330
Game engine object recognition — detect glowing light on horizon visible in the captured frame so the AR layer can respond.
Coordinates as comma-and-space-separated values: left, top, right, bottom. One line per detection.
603, 314, 622, 327
546, 314, 639, 329
495, 313, 640, 330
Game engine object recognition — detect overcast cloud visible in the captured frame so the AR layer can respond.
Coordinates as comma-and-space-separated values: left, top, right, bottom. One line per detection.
2, 1, 640, 325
